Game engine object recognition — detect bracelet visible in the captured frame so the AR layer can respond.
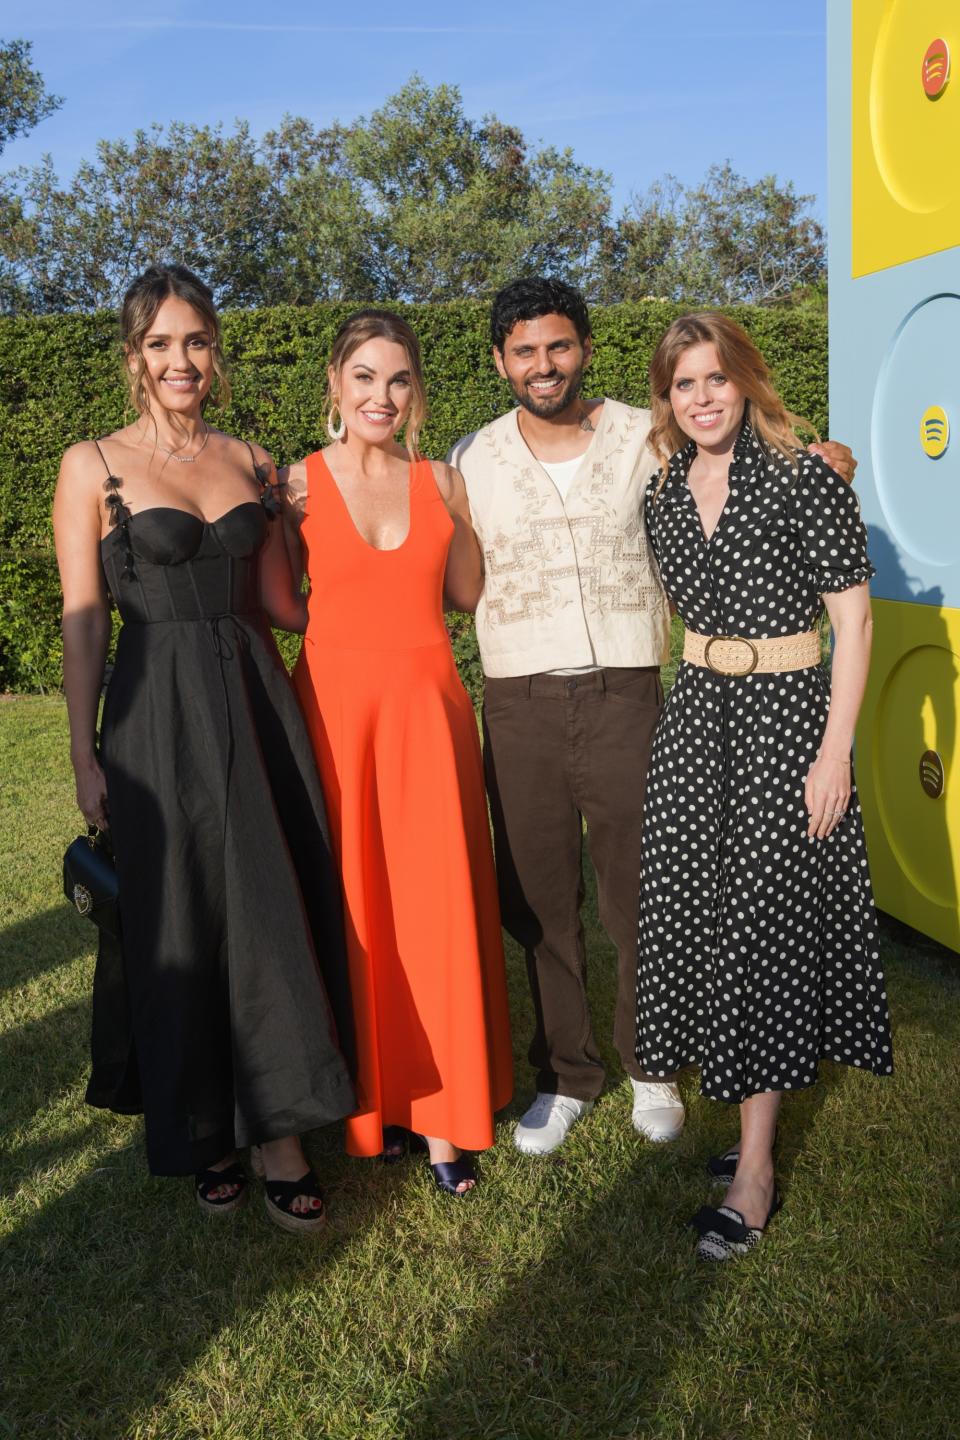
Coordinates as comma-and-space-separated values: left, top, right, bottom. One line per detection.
817, 752, 851, 764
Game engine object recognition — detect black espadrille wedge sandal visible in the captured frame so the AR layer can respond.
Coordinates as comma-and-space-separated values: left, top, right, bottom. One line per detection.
194, 1161, 247, 1216
250, 1145, 327, 1235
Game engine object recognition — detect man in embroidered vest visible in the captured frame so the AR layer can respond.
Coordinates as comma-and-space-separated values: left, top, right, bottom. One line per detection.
450, 277, 855, 1156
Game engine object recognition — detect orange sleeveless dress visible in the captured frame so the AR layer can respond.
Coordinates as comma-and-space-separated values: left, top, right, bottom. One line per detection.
293, 452, 513, 1157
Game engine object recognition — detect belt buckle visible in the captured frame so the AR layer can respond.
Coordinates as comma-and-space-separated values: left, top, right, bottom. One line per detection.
704, 634, 759, 677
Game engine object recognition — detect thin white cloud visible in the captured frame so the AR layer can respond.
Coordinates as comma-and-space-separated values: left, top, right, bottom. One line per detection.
27, 20, 529, 33
25, 20, 822, 38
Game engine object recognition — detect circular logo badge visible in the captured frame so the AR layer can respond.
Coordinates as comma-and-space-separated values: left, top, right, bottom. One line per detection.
920, 404, 950, 458
922, 38, 951, 98
72, 882, 94, 916
919, 750, 945, 799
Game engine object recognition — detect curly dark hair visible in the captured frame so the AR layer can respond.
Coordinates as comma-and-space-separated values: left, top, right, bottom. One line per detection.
490, 276, 592, 353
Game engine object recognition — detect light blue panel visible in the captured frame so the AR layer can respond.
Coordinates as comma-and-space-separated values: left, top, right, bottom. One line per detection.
829, 3, 960, 610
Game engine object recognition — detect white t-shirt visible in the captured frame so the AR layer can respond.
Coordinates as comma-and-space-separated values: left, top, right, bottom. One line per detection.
539, 455, 584, 504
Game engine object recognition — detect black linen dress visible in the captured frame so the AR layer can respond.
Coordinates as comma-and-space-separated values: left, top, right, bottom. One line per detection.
635, 424, 893, 1103
88, 452, 356, 1174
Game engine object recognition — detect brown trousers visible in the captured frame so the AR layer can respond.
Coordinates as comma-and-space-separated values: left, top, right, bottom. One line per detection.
482, 667, 663, 1101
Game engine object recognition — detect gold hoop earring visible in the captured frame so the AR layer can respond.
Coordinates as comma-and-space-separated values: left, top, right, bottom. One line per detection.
327, 401, 345, 442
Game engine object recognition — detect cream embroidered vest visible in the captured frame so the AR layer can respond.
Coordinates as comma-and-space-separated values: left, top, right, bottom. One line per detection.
451, 400, 672, 678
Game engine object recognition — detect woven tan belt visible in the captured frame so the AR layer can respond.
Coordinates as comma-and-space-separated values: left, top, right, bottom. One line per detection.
682, 628, 821, 676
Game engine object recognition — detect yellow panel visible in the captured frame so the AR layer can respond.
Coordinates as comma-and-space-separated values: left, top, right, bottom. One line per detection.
852, 0, 960, 275
857, 598, 960, 950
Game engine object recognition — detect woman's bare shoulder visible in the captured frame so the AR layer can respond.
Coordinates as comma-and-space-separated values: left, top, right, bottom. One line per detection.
58, 439, 114, 495
208, 430, 276, 480
426, 458, 462, 502
59, 423, 146, 484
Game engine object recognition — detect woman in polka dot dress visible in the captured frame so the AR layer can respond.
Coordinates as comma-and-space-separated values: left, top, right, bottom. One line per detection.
635, 313, 893, 1262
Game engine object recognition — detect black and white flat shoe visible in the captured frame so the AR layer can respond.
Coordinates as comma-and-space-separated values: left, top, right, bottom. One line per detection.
690, 1191, 781, 1262
706, 1128, 778, 1189
705, 1148, 739, 1188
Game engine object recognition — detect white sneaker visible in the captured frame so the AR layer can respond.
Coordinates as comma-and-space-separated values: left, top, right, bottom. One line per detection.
630, 1078, 685, 1142
513, 1092, 594, 1155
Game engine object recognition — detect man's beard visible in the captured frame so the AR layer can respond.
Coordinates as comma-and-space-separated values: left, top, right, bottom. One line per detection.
512, 364, 585, 419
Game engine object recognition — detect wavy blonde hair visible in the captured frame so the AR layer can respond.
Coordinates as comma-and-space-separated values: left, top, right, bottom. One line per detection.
325, 309, 427, 460
120, 263, 231, 419
647, 312, 818, 496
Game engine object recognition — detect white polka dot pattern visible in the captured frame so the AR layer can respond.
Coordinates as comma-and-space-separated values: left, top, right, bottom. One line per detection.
635, 424, 893, 1104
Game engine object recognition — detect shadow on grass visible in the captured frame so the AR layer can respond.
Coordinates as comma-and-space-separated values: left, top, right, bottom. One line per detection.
5, 1117, 109, 1182
0, 994, 91, 1142
395, 867, 960, 1438
393, 934, 960, 1440
4, 853, 957, 1438
0, 904, 93, 995
0, 899, 529, 1438
0, 1113, 398, 1440
392, 1073, 834, 1440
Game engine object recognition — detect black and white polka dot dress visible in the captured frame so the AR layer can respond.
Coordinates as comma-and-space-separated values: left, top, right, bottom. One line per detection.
635, 424, 893, 1103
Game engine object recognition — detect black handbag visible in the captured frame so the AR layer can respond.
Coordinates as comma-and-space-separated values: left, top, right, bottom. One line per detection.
63, 827, 120, 938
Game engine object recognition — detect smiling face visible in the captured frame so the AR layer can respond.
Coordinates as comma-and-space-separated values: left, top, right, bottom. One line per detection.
332, 337, 413, 445
494, 313, 593, 420
131, 294, 215, 416
669, 341, 746, 452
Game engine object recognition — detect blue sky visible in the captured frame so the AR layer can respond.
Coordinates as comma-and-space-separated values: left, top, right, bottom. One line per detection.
3, 0, 828, 219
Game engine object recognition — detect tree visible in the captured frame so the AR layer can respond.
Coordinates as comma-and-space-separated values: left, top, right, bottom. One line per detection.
0, 38, 61, 156
339, 78, 611, 301
0, 120, 377, 312
600, 163, 825, 307
0, 76, 611, 312
0, 71, 824, 314
0, 39, 62, 311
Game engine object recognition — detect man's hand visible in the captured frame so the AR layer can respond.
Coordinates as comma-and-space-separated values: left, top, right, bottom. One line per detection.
808, 440, 857, 484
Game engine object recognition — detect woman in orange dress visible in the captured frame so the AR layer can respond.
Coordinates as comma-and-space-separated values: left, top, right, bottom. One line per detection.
283, 309, 513, 1194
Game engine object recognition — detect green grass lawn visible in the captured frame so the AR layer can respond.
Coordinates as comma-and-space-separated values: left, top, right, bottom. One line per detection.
2, 695, 959, 1440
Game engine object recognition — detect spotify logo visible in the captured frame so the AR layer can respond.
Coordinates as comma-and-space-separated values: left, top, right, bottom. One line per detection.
920, 404, 949, 458
919, 750, 945, 800
922, 38, 951, 99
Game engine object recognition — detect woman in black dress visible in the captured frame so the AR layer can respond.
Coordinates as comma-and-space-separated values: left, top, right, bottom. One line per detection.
53, 264, 355, 1233
635, 313, 892, 1261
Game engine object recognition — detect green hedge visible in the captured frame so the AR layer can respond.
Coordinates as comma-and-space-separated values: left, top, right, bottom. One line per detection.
0, 301, 828, 692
